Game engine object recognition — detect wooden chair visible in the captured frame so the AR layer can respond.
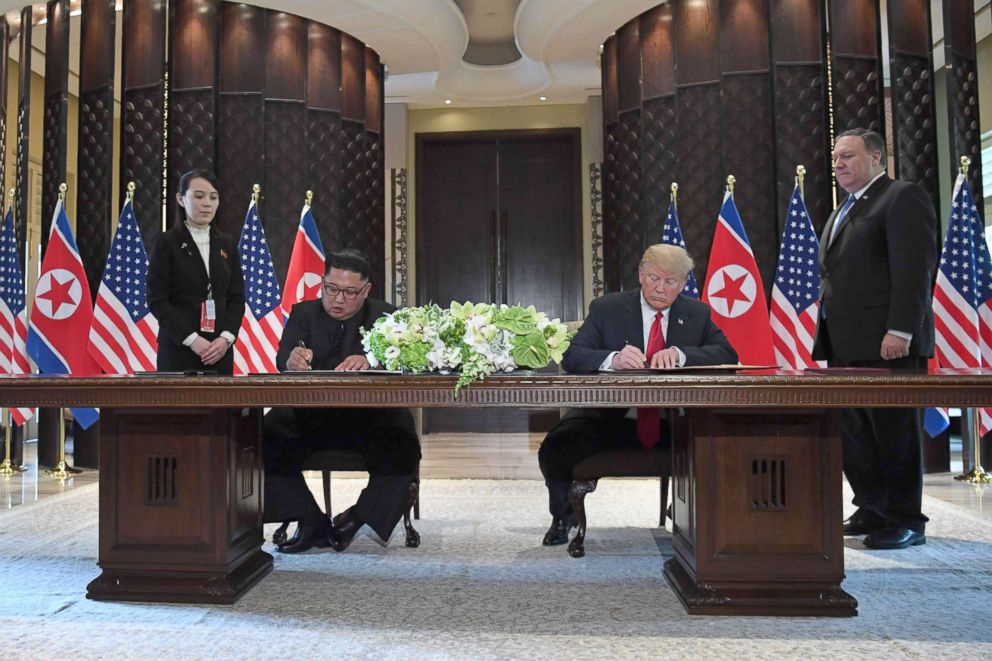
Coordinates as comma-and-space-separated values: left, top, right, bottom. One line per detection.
566, 444, 671, 558
273, 450, 421, 548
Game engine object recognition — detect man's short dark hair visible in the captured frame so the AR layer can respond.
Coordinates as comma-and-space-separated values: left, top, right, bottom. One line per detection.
837, 128, 887, 166
325, 249, 372, 282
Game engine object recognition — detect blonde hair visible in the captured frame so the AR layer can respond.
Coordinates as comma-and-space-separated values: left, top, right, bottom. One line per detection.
639, 244, 694, 279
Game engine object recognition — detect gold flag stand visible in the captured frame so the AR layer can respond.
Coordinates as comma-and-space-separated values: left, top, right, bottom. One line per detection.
0, 408, 27, 475
955, 409, 992, 484
44, 408, 81, 479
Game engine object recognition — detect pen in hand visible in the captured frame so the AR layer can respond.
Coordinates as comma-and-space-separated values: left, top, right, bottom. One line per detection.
298, 340, 312, 370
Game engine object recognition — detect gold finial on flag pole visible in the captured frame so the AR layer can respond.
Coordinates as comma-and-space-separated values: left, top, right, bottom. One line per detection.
796, 165, 806, 198
126, 181, 136, 203
306, 190, 313, 207
960, 155, 971, 176
252, 184, 261, 203
5, 188, 13, 215
58, 183, 67, 201
671, 182, 678, 211
726, 175, 735, 194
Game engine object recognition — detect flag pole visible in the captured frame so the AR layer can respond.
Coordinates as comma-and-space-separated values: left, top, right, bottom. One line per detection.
952, 155, 992, 484
0, 189, 27, 475
796, 165, 806, 198
44, 184, 82, 480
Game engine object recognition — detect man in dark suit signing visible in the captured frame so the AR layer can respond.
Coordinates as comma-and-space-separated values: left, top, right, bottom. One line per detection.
813, 128, 938, 550
264, 249, 420, 553
538, 244, 737, 546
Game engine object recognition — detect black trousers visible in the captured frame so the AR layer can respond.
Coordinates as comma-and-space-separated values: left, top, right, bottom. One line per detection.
538, 408, 669, 519
263, 407, 421, 541
832, 354, 928, 532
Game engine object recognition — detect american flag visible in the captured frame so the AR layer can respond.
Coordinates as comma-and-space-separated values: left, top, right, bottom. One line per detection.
87, 197, 159, 374
661, 199, 699, 298
932, 174, 992, 435
233, 199, 283, 374
0, 207, 33, 424
769, 183, 825, 369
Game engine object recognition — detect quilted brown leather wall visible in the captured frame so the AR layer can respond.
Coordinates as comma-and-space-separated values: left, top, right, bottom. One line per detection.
640, 96, 677, 252
365, 131, 385, 296
122, 84, 165, 246
603, 122, 620, 292
217, 93, 264, 237
15, 101, 28, 254
772, 64, 830, 234
42, 92, 66, 251
169, 88, 216, 202
263, 100, 307, 287
676, 83, 722, 285
831, 56, 883, 134
77, 87, 114, 294
306, 109, 343, 253
617, 109, 642, 291
721, 72, 776, 297
948, 52, 984, 204
890, 52, 939, 210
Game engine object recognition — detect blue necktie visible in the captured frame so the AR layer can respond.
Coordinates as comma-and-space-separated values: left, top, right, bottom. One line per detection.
829, 194, 857, 244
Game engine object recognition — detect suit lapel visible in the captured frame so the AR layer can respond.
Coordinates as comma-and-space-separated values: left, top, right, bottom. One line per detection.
825, 175, 891, 250
178, 225, 209, 283
624, 290, 645, 351
665, 296, 689, 346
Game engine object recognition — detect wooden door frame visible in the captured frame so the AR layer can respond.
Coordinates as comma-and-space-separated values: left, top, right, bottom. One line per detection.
414, 127, 584, 312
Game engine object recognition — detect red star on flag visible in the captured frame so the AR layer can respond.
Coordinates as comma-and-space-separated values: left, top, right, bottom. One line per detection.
39, 274, 78, 318
709, 271, 752, 316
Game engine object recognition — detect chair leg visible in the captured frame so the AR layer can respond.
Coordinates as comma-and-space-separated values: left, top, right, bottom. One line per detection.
660, 475, 670, 527
322, 470, 332, 518
413, 475, 420, 520
403, 480, 421, 548
567, 479, 597, 558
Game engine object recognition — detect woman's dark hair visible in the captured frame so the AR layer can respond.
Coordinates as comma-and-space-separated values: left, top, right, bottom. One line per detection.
176, 169, 221, 224
325, 249, 372, 282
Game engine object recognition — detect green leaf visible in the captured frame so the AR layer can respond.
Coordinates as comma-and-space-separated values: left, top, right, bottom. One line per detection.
493, 306, 537, 335
511, 331, 549, 368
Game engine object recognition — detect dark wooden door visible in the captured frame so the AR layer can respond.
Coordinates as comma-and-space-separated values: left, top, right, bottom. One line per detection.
417, 130, 582, 433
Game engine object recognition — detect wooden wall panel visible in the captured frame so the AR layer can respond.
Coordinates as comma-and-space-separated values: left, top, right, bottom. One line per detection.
769, 0, 830, 234
601, 37, 620, 291
829, 0, 883, 134
15, 6, 31, 255
887, 0, 939, 213
121, 0, 166, 245
617, 21, 641, 113
341, 34, 365, 122
264, 12, 307, 287
169, 0, 219, 200
308, 23, 342, 112
41, 0, 70, 254
364, 49, 385, 293
942, 0, 984, 203
307, 23, 343, 253
0, 19, 8, 197
640, 4, 674, 100
218, 2, 265, 236
615, 19, 642, 289
77, 0, 117, 296
676, 0, 719, 84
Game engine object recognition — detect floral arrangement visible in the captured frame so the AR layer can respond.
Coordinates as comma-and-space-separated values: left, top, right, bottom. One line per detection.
361, 302, 574, 392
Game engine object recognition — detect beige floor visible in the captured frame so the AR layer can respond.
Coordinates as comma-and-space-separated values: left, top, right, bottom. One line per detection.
2, 434, 992, 524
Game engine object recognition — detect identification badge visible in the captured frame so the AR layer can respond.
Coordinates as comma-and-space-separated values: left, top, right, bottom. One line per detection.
200, 300, 216, 333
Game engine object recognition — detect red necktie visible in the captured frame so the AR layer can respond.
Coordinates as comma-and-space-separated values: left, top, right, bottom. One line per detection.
636, 312, 666, 450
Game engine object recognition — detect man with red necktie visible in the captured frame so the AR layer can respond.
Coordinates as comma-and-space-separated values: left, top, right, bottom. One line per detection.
538, 244, 737, 547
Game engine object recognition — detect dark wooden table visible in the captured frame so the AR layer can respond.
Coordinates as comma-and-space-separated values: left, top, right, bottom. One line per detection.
2, 369, 989, 614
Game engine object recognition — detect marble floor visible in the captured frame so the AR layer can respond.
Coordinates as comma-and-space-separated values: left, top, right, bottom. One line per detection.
2, 433, 991, 523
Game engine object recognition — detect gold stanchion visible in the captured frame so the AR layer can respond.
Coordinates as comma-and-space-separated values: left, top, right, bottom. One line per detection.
0, 408, 27, 475
955, 408, 992, 483
44, 407, 81, 479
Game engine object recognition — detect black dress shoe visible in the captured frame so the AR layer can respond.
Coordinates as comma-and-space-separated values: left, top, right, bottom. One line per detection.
272, 521, 291, 546
542, 515, 577, 546
864, 527, 925, 550
328, 507, 365, 553
276, 519, 331, 554
843, 509, 885, 536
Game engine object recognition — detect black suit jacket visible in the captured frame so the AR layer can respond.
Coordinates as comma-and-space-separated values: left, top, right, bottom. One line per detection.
147, 223, 245, 373
563, 290, 738, 373
277, 298, 395, 371
812, 175, 938, 363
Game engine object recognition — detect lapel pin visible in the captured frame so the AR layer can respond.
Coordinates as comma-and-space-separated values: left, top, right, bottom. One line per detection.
181, 242, 188, 249
678, 318, 684, 325
220, 249, 228, 259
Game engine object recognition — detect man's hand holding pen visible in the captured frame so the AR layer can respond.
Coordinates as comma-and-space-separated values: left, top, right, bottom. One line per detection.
610, 343, 648, 370
288, 340, 313, 371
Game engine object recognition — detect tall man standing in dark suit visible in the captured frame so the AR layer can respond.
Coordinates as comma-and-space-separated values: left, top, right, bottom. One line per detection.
813, 128, 938, 550
538, 244, 737, 546
264, 249, 421, 554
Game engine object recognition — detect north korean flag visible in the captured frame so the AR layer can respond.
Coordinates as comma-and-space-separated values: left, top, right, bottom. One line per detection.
26, 199, 101, 429
702, 191, 776, 365
280, 201, 326, 320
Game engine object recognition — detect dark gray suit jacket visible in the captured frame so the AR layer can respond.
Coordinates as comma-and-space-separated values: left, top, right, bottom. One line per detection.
563, 290, 738, 373
277, 298, 394, 371
813, 175, 938, 363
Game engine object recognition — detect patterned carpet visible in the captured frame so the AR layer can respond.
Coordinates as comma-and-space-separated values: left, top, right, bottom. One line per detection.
1, 478, 991, 659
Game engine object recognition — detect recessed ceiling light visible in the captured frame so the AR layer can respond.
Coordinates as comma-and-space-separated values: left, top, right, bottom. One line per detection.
444, 99, 452, 105
539, 96, 548, 101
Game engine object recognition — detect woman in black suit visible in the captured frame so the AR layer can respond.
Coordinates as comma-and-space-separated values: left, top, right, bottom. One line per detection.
147, 169, 244, 374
